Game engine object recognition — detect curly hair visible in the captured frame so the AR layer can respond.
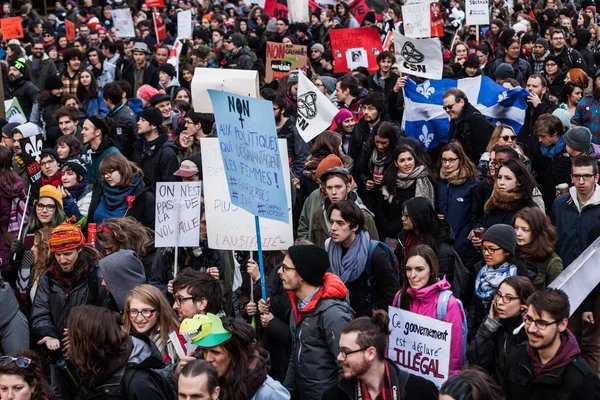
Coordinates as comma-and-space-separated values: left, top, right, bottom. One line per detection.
0, 349, 54, 400
31, 228, 53, 286
96, 217, 153, 259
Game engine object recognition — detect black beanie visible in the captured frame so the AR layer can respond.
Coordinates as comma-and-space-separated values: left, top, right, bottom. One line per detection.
482, 224, 517, 255
288, 245, 330, 286
140, 107, 164, 128
45, 74, 64, 91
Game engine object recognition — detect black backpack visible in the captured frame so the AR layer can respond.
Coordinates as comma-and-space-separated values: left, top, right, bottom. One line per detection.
121, 367, 176, 400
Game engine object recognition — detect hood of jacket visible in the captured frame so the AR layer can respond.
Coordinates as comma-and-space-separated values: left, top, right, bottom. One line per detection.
288, 272, 348, 322
569, 183, 600, 210
27, 52, 50, 62
407, 277, 452, 303
141, 134, 177, 160
527, 329, 580, 378
99, 250, 146, 312
127, 97, 143, 116
0, 173, 24, 199
128, 334, 166, 370
589, 143, 600, 158
0, 280, 19, 327
574, 28, 591, 49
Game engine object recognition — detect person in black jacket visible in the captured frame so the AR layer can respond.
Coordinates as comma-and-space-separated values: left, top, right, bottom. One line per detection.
519, 74, 558, 157
572, 28, 595, 76
467, 276, 534, 384
66, 305, 174, 400
223, 32, 255, 70
123, 41, 159, 95
322, 309, 438, 400
325, 200, 399, 317
103, 81, 138, 159
367, 51, 399, 98
443, 88, 493, 164
31, 75, 64, 148
6, 57, 40, 118
132, 107, 178, 193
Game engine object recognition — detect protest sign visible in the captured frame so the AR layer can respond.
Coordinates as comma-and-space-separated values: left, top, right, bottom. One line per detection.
403, 3, 431, 38
348, 0, 379, 24
153, 12, 167, 40
388, 306, 451, 387
155, 181, 202, 247
466, 0, 490, 25
264, 0, 288, 20
202, 138, 293, 251
394, 31, 443, 79
330, 28, 382, 74
177, 9, 193, 39
265, 42, 308, 83
296, 70, 338, 142
111, 8, 135, 38
1, 17, 23, 40
4, 98, 25, 122
209, 90, 289, 223
17, 123, 44, 197
288, 0, 309, 22
146, 0, 164, 7
191, 69, 259, 113
65, 20, 75, 41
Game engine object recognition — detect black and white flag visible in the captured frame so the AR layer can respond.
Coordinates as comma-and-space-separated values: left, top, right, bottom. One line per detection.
296, 70, 339, 142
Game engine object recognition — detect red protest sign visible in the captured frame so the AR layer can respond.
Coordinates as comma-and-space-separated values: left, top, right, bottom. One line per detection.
153, 12, 166, 40
1, 17, 23, 40
330, 28, 382, 74
348, 0, 381, 25
264, 0, 288, 20
431, 3, 444, 37
146, 0, 164, 7
65, 20, 75, 41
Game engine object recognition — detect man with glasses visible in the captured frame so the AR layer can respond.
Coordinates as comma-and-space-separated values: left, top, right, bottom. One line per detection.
310, 44, 325, 74
171, 268, 223, 320
532, 114, 572, 211
549, 27, 587, 72
503, 288, 600, 399
26, 40, 58, 90
323, 310, 438, 400
279, 244, 353, 399
443, 88, 493, 164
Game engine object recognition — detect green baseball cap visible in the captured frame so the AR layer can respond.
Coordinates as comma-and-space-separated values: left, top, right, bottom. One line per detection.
193, 313, 232, 347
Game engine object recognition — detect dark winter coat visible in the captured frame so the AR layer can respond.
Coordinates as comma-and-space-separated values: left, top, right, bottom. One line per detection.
436, 176, 478, 254
368, 70, 400, 98
88, 180, 156, 228
448, 102, 493, 164
518, 95, 557, 157
225, 47, 255, 70
122, 62, 160, 91
31, 95, 62, 148
483, 198, 539, 229
0, 173, 24, 270
531, 143, 571, 212
7, 76, 40, 117
131, 134, 179, 193
26, 54, 58, 90
107, 103, 138, 159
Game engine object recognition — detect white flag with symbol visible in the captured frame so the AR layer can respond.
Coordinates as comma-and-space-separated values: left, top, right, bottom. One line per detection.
296, 70, 339, 142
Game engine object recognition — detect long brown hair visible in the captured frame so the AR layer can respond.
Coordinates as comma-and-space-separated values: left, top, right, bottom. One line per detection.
97, 217, 153, 259
487, 124, 516, 153
399, 245, 439, 311
66, 305, 130, 388
122, 284, 179, 347
32, 228, 53, 285
434, 140, 478, 180
513, 207, 558, 260
99, 152, 143, 189
309, 130, 342, 157
0, 349, 54, 400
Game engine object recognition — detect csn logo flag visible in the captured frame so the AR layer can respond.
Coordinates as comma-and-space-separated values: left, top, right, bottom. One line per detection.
296, 70, 339, 142
393, 31, 443, 80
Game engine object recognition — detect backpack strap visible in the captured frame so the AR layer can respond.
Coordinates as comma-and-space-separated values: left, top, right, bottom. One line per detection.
436, 290, 453, 321
365, 240, 379, 302
392, 290, 401, 308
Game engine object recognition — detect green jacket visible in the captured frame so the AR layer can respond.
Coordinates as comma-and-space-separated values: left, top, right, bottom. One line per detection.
310, 204, 379, 248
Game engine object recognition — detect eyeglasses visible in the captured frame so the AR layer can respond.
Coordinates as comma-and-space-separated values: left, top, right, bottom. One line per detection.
501, 135, 517, 142
443, 103, 457, 111
0, 356, 31, 368
441, 157, 458, 164
174, 296, 195, 305
523, 313, 558, 330
128, 309, 157, 318
572, 174, 596, 181
494, 292, 518, 303
481, 246, 502, 255
545, 62, 557, 67
311, 50, 321, 53
339, 347, 369, 360
40, 160, 57, 167
279, 262, 295, 273
102, 170, 115, 177
552, 37, 564, 41
36, 203, 56, 212
489, 161, 503, 168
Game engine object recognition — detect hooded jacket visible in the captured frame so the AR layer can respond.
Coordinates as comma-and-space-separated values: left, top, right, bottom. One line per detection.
403, 278, 465, 375
99, 250, 147, 312
108, 103, 138, 159
82, 139, 120, 187
503, 330, 600, 400
0, 279, 29, 355
131, 134, 179, 193
7, 76, 40, 117
531, 139, 572, 212
551, 184, 600, 266
226, 46, 256, 70
0, 173, 24, 270
26, 53, 58, 90
283, 273, 353, 400
573, 29, 595, 76
448, 101, 493, 164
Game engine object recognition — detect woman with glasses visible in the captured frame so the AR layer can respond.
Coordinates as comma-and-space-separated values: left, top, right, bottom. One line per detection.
542, 55, 566, 101
472, 224, 530, 338
87, 152, 155, 229
477, 124, 527, 179
514, 207, 562, 289
467, 276, 534, 384
175, 130, 200, 163
392, 244, 466, 376
559, 81, 584, 118
123, 284, 181, 364
435, 140, 479, 256
10, 185, 67, 301
0, 350, 54, 400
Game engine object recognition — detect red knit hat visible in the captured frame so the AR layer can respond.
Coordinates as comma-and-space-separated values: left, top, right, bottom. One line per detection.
316, 154, 344, 179
49, 222, 85, 253
137, 85, 166, 103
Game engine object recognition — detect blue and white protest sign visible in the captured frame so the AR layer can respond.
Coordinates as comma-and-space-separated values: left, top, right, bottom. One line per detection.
209, 90, 289, 224
402, 75, 529, 150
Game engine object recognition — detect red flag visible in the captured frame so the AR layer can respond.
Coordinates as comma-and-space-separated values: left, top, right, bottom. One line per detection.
430, 3, 444, 37
348, 0, 382, 25
65, 20, 75, 41
153, 12, 166, 41
146, 0, 164, 7
264, 0, 288, 20
309, 0, 322, 12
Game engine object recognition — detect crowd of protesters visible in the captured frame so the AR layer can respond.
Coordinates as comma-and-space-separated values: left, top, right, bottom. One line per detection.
1, 0, 600, 399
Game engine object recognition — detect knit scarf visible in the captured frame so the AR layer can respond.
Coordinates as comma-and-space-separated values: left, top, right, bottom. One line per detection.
101, 175, 140, 211
42, 171, 62, 188
540, 135, 566, 158
355, 361, 399, 400
439, 167, 469, 186
484, 188, 524, 214
303, 153, 327, 182
31, 55, 42, 77
327, 230, 370, 283
475, 261, 517, 302
66, 180, 88, 200
47, 257, 88, 293
382, 165, 434, 203
370, 148, 388, 174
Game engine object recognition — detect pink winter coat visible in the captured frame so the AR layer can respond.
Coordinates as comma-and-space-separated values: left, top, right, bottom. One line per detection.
405, 277, 465, 376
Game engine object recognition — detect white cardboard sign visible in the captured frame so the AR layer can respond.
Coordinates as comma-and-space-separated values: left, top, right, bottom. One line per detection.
155, 181, 202, 247
191, 68, 259, 113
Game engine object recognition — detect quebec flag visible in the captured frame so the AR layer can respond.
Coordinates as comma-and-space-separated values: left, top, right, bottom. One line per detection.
402, 76, 529, 150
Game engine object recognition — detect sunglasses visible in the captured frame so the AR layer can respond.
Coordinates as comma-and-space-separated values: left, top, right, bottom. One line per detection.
0, 356, 31, 368
501, 135, 517, 142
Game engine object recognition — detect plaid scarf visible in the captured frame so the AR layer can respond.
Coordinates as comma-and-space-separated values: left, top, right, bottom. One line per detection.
46, 258, 88, 293
355, 362, 399, 400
